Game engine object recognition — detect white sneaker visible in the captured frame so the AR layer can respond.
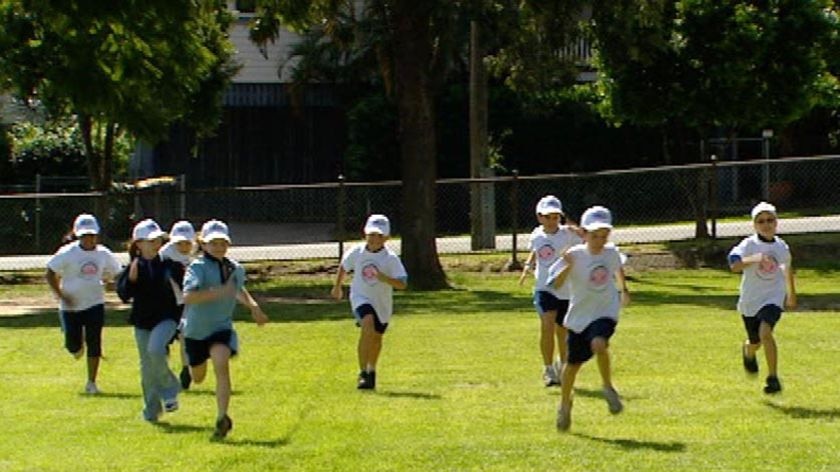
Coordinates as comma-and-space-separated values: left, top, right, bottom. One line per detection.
84, 381, 100, 395
543, 366, 559, 387
603, 386, 623, 414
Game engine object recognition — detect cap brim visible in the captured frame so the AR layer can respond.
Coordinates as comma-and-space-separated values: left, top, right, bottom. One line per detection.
139, 230, 167, 240
537, 209, 563, 215
583, 223, 612, 231
169, 235, 192, 242
364, 229, 387, 235
202, 232, 231, 242
75, 229, 99, 236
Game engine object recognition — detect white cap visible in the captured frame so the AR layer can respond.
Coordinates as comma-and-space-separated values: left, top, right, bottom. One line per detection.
581, 206, 613, 231
73, 214, 100, 236
132, 219, 166, 241
750, 201, 777, 220
169, 220, 196, 242
363, 214, 390, 236
200, 219, 231, 242
536, 195, 563, 215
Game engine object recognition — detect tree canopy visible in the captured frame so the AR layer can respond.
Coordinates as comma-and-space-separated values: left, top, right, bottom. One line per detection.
0, 0, 239, 190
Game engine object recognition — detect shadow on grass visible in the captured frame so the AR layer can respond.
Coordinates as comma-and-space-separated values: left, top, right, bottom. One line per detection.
77, 391, 139, 400
376, 390, 442, 400
153, 421, 213, 434
182, 389, 241, 397
573, 433, 687, 453
763, 401, 840, 420
214, 436, 291, 448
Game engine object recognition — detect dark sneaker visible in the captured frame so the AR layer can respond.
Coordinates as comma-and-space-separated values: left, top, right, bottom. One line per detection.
358, 371, 376, 390
180, 366, 192, 390
603, 386, 624, 414
214, 415, 233, 438
556, 404, 572, 431
764, 375, 782, 394
742, 345, 758, 374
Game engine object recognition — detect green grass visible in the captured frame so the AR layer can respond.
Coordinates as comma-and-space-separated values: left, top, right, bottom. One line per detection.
2, 266, 840, 471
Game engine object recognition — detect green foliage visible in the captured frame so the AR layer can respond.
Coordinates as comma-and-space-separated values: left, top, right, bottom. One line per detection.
6, 119, 86, 179
591, 0, 840, 132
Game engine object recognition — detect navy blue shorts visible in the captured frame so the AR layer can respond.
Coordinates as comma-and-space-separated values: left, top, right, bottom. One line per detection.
184, 329, 238, 366
533, 291, 569, 327
742, 304, 782, 344
567, 318, 617, 365
354, 304, 388, 334
59, 303, 105, 357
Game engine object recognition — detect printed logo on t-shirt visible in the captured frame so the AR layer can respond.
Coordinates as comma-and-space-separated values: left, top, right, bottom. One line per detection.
587, 263, 611, 292
80, 260, 99, 279
756, 253, 780, 280
361, 262, 380, 285
537, 244, 556, 262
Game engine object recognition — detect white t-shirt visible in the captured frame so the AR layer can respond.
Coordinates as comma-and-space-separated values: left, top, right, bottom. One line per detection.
529, 225, 582, 299
728, 235, 791, 317
341, 243, 407, 324
548, 243, 622, 333
46, 241, 122, 312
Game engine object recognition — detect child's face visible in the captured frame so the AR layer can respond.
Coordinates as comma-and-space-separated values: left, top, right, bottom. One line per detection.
203, 238, 229, 258
175, 240, 193, 255
753, 211, 777, 239
585, 228, 610, 251
538, 213, 561, 231
365, 233, 387, 251
78, 234, 98, 250
137, 238, 163, 257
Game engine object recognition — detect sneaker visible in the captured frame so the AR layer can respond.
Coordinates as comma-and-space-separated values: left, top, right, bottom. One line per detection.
179, 366, 192, 390
358, 371, 376, 390
543, 366, 559, 387
603, 386, 623, 414
164, 398, 179, 413
214, 414, 233, 438
742, 344, 758, 374
764, 375, 782, 394
556, 404, 572, 431
84, 381, 100, 395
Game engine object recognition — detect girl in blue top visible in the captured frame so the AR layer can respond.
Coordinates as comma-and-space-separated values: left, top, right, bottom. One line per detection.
182, 219, 268, 438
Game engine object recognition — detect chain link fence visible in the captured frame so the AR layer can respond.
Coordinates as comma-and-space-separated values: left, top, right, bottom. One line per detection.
1, 155, 839, 267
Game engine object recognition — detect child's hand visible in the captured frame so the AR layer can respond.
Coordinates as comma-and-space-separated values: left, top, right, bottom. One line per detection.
330, 285, 343, 300
59, 292, 74, 308
376, 271, 390, 283
785, 293, 797, 310
620, 290, 631, 307
217, 279, 238, 299
128, 258, 139, 282
518, 269, 529, 286
251, 305, 269, 326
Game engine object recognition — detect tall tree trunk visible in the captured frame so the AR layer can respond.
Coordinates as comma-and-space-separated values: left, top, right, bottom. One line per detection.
392, 3, 448, 290
79, 114, 102, 190
469, 20, 495, 250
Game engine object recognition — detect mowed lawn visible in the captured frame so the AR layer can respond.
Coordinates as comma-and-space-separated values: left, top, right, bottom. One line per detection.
1, 265, 839, 471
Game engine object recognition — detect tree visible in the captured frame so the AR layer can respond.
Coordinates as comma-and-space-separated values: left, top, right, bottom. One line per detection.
0, 0, 238, 192
589, 0, 839, 237
249, 0, 583, 289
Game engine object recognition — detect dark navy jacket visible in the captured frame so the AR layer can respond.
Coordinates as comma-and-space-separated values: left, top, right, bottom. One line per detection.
117, 255, 185, 330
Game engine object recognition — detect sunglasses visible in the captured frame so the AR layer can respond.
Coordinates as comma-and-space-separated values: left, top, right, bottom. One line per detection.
755, 217, 777, 224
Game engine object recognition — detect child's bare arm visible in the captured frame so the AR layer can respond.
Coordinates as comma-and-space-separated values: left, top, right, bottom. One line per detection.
729, 253, 764, 272
518, 251, 536, 286
616, 266, 630, 306
784, 259, 797, 309
331, 266, 347, 300
238, 287, 268, 325
376, 272, 407, 290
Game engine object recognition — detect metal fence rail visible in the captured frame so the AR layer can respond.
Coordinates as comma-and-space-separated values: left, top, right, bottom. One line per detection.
1, 155, 838, 268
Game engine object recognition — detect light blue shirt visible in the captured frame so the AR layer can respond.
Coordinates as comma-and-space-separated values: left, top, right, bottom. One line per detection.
182, 255, 245, 340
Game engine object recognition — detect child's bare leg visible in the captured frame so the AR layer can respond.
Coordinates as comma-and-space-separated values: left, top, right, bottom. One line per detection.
358, 316, 376, 371
368, 332, 383, 371
592, 337, 612, 388
540, 311, 557, 365
87, 356, 100, 383
759, 322, 778, 376
210, 344, 232, 420
745, 339, 761, 358
560, 363, 580, 409
555, 324, 568, 365
190, 362, 208, 384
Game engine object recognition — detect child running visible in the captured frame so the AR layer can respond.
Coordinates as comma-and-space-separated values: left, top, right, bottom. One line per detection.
160, 220, 197, 390
117, 219, 184, 422
182, 219, 268, 438
519, 195, 582, 387
331, 214, 407, 390
547, 206, 629, 431
728, 202, 797, 394
45, 214, 122, 394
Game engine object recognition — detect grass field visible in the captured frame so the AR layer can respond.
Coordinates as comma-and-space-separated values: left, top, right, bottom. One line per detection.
1, 258, 840, 471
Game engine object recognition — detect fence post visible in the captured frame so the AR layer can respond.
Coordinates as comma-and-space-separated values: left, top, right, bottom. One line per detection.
761, 129, 773, 200
505, 170, 522, 271
35, 173, 41, 251
710, 155, 718, 240
179, 174, 187, 219
337, 175, 346, 261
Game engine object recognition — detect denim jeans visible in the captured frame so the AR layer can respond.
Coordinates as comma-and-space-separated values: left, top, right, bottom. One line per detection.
134, 319, 180, 420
